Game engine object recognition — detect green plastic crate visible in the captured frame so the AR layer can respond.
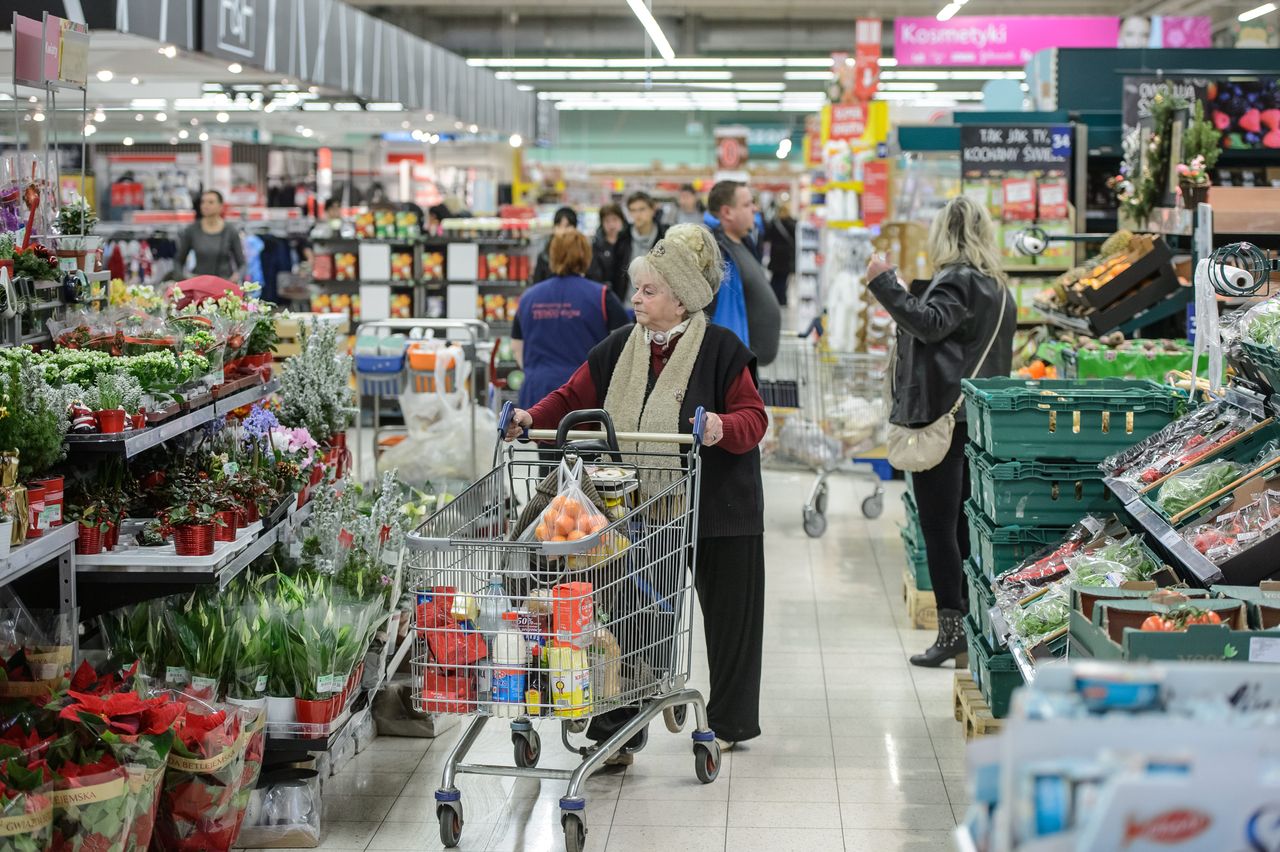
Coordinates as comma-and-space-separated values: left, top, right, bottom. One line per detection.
962, 378, 1184, 462
901, 492, 925, 554
964, 558, 999, 648
1063, 344, 1193, 381
1240, 341, 1280, 395
965, 444, 1118, 526
963, 616, 1024, 718
965, 500, 1070, 582
902, 530, 933, 591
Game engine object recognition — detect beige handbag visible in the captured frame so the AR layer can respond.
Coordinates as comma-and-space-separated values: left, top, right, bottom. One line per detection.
886, 285, 1006, 473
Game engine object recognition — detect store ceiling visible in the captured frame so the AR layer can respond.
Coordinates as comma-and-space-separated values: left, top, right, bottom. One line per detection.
353, 0, 1249, 113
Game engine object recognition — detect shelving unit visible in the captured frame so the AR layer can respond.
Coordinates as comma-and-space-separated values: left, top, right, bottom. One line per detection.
63, 378, 278, 458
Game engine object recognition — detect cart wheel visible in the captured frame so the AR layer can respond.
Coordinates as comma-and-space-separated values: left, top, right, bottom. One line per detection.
513, 729, 541, 768
437, 806, 463, 848
861, 494, 884, 519
694, 741, 721, 784
803, 509, 827, 538
815, 483, 829, 515
663, 704, 688, 733
562, 813, 587, 852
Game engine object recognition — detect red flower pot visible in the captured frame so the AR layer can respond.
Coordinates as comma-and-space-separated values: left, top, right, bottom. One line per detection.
294, 698, 333, 724
76, 522, 103, 555
25, 484, 46, 540
214, 510, 239, 542
131, 411, 146, 430
95, 409, 127, 433
173, 523, 215, 556
103, 521, 118, 550
241, 501, 260, 524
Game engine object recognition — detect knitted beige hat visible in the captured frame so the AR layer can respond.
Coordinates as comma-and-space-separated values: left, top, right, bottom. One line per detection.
645, 224, 723, 313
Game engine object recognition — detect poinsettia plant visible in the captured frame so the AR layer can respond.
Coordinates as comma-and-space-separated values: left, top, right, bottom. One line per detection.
0, 758, 54, 852
44, 740, 132, 852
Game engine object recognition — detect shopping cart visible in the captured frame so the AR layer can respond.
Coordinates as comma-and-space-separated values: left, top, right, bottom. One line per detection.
758, 336, 890, 537
406, 404, 717, 851
352, 318, 489, 482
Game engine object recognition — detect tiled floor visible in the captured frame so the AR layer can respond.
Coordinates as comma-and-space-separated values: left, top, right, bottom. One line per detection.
317, 469, 966, 851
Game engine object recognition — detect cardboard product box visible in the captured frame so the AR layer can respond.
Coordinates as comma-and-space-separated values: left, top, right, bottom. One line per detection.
1212, 582, 1280, 629
1001, 177, 1037, 221
1069, 596, 1280, 662
1037, 177, 1070, 221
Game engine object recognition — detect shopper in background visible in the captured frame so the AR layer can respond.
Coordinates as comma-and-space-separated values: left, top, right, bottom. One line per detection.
866, 195, 1015, 668
533, 207, 580, 283
705, 180, 781, 367
505, 223, 768, 758
625, 192, 669, 283
588, 202, 631, 302
674, 184, 704, 225
764, 202, 797, 305
426, 204, 452, 235
174, 190, 245, 282
512, 230, 628, 408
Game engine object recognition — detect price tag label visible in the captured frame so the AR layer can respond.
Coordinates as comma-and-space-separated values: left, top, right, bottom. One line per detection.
1050, 126, 1073, 159
165, 667, 189, 686
1249, 637, 1280, 664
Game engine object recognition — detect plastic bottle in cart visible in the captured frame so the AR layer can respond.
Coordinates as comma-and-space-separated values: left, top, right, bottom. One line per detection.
492, 612, 528, 718
475, 575, 508, 701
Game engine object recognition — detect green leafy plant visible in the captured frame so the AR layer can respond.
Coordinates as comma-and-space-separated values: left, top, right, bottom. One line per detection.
1182, 100, 1222, 173
166, 590, 231, 692
56, 198, 98, 237
0, 232, 16, 260
10, 245, 58, 280
278, 320, 353, 440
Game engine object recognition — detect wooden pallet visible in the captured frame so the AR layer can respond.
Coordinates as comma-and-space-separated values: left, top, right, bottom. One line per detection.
903, 569, 938, 630
953, 671, 1003, 740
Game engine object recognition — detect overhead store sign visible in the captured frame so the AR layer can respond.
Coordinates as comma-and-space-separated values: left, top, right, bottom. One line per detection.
827, 104, 867, 141
198, 0, 536, 137
894, 16, 1119, 66
853, 18, 881, 102
82, 0, 198, 50
960, 125, 1072, 176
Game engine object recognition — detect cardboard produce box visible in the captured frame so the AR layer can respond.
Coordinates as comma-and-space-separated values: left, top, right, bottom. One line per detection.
1069, 595, 1280, 662
1212, 581, 1280, 629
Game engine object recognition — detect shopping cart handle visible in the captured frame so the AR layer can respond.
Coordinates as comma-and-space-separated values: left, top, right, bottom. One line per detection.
692, 406, 706, 446
498, 400, 528, 440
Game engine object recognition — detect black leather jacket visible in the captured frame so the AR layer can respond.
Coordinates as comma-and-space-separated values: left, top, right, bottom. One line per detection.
868, 264, 1015, 427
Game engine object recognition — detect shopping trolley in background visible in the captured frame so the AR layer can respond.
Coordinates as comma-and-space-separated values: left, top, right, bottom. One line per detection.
758, 335, 890, 536
407, 404, 717, 851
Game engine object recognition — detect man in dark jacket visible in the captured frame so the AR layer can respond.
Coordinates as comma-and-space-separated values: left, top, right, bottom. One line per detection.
587, 203, 630, 302
705, 180, 782, 367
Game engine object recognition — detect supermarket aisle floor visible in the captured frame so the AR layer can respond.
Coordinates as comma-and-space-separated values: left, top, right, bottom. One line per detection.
317, 470, 966, 852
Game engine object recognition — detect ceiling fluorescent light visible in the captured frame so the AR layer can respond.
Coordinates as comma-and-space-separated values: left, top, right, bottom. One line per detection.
625, 0, 676, 62
1239, 2, 1276, 20
880, 82, 940, 91
302, 102, 332, 111
334, 102, 363, 111
366, 102, 404, 111
937, 3, 963, 21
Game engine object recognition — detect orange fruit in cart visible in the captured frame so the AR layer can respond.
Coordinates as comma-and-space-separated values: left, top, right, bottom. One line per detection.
550, 495, 568, 511
554, 513, 576, 537
567, 530, 585, 541
535, 523, 549, 541
562, 499, 582, 519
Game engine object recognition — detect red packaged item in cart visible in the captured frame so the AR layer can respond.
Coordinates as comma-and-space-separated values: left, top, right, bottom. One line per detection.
552, 583, 594, 649
421, 667, 475, 713
418, 597, 488, 667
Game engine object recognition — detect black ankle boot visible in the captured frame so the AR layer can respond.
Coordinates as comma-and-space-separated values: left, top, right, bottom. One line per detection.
910, 609, 968, 668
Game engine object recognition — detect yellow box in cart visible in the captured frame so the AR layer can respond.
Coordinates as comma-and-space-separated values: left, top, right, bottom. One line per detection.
547, 644, 592, 717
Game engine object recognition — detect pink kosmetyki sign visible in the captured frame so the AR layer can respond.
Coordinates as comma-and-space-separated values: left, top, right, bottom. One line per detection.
894, 16, 1120, 67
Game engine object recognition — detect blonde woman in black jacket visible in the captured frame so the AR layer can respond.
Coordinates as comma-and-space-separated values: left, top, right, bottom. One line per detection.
866, 196, 1015, 667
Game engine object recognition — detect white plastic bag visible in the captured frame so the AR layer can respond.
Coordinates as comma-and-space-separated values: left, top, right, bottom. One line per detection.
378, 391, 496, 484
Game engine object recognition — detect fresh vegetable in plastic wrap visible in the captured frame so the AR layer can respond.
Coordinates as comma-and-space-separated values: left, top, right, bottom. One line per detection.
1182, 489, 1280, 564
1067, 535, 1158, 587
1154, 458, 1243, 516
1240, 297, 1280, 348
1009, 590, 1071, 648
1103, 402, 1253, 487
995, 516, 1128, 603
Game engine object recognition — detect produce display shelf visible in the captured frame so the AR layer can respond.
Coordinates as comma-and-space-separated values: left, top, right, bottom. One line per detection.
0, 523, 77, 584
423, 237, 530, 248
76, 502, 311, 588
1123, 498, 1222, 587
311, 236, 420, 246
64, 378, 277, 458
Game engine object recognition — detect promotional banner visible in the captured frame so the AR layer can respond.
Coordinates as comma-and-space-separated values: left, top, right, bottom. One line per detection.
853, 18, 882, 102
862, 160, 889, 227
827, 103, 868, 141
714, 126, 749, 172
894, 16, 1119, 67
1122, 76, 1210, 138
960, 125, 1073, 176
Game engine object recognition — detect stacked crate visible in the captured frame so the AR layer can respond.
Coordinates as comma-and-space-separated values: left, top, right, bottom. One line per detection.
961, 377, 1184, 717
901, 481, 937, 630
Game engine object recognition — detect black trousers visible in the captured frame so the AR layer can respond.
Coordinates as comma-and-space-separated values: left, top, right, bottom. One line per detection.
911, 426, 971, 613
770, 270, 790, 305
588, 533, 765, 744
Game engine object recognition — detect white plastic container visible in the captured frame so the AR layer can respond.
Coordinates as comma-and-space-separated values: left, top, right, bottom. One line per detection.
491, 611, 527, 718
475, 575, 508, 701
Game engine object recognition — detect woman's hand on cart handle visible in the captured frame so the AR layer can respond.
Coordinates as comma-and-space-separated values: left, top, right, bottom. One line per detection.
690, 408, 719, 446
500, 402, 532, 442
866, 253, 899, 284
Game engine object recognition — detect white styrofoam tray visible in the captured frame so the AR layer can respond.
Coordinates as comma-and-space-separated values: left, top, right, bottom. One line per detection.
76, 521, 264, 568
